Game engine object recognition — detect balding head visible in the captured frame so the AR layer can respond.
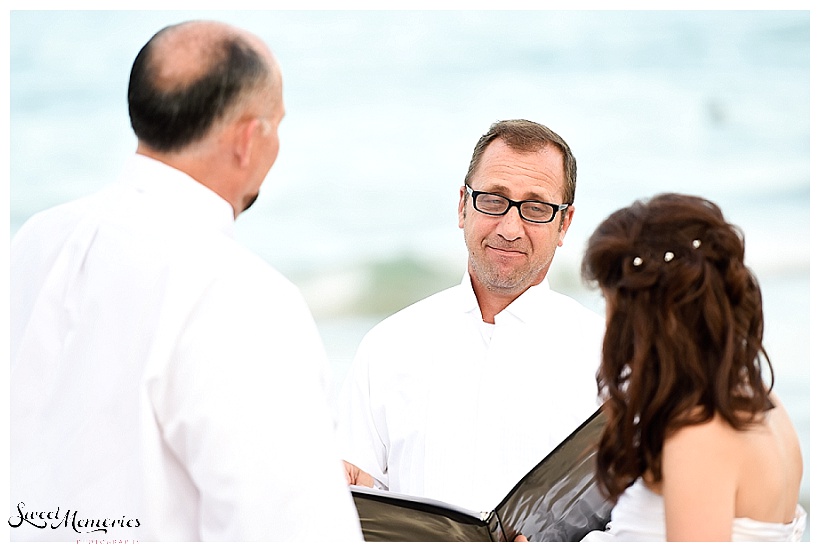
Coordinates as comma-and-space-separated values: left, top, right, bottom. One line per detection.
128, 20, 281, 152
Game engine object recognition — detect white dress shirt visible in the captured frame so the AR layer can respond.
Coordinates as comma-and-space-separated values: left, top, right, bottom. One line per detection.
336, 272, 604, 513
10, 154, 363, 542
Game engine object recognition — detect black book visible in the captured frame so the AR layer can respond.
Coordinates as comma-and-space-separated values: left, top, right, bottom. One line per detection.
351, 406, 612, 542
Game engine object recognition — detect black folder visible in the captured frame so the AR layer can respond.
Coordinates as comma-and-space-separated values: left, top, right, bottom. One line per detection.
351, 406, 612, 541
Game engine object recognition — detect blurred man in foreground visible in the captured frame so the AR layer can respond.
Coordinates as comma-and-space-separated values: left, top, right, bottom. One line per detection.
10, 20, 362, 542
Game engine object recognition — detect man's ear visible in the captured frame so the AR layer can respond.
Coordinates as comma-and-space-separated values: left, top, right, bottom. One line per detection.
557, 205, 575, 247
234, 117, 260, 169
458, 186, 467, 229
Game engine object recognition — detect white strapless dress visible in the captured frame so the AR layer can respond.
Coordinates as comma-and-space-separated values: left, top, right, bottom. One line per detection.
582, 478, 806, 542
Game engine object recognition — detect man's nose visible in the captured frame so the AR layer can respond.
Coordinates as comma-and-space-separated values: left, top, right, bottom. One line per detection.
496, 205, 526, 240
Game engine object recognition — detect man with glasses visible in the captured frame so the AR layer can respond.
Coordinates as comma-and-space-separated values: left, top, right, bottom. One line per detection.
10, 21, 362, 541
336, 119, 604, 513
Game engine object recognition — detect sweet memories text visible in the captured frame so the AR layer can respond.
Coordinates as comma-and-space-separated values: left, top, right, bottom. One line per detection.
8, 502, 141, 535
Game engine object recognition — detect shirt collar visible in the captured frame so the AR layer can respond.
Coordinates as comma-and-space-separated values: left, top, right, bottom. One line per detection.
118, 153, 235, 238
458, 270, 553, 323
502, 277, 552, 323
458, 271, 481, 317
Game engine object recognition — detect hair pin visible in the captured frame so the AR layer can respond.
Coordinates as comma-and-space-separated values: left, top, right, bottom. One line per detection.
692, 239, 702, 249
664, 251, 675, 262
632, 256, 643, 267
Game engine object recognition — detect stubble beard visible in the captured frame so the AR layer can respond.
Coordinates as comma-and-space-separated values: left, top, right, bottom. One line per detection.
468, 248, 545, 298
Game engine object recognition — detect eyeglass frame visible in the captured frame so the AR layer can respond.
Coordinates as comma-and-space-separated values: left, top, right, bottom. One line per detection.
464, 184, 570, 224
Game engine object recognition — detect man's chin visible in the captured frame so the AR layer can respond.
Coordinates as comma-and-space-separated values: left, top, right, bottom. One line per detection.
476, 270, 532, 297
487, 280, 530, 297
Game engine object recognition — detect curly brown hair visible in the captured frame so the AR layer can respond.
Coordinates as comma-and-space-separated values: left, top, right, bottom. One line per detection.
581, 193, 774, 502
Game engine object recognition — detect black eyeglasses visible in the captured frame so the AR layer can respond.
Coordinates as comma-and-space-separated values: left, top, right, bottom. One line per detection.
465, 184, 569, 224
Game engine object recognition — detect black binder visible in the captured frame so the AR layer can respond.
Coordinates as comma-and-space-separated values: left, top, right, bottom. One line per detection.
352, 406, 612, 541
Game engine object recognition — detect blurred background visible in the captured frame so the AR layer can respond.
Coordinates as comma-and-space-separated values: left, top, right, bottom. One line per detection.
8, 9, 811, 537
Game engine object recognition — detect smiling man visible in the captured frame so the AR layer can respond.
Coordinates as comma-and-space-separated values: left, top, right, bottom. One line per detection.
336, 119, 605, 512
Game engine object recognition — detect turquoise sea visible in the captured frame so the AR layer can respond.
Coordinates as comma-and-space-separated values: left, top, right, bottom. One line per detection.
8, 9, 812, 539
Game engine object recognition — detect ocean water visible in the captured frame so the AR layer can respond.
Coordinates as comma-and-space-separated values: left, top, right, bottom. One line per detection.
8, 10, 811, 538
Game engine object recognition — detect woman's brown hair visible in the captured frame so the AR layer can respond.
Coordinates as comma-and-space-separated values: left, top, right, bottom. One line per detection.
581, 193, 774, 501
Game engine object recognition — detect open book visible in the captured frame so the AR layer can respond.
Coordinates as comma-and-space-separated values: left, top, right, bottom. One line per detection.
351, 406, 612, 541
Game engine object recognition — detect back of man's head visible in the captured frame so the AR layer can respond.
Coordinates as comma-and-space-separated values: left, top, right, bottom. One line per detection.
128, 21, 272, 153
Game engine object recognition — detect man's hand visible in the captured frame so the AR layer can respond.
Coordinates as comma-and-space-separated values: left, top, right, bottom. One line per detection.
343, 460, 375, 487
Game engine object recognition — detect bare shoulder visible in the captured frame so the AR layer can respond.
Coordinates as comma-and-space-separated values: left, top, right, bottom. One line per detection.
663, 401, 802, 524
663, 414, 737, 458
661, 415, 740, 494
664, 399, 800, 455
659, 416, 738, 541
